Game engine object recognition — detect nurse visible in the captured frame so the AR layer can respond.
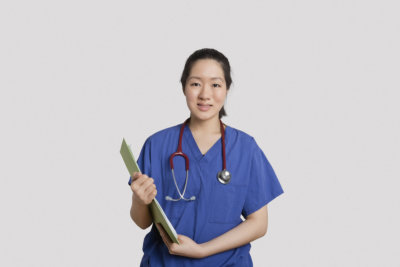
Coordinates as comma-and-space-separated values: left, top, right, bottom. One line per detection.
129, 48, 284, 266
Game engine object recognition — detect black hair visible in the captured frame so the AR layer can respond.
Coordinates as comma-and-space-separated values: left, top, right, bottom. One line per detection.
180, 48, 232, 119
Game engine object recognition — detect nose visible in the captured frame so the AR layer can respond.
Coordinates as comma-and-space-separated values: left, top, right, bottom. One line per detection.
198, 84, 212, 100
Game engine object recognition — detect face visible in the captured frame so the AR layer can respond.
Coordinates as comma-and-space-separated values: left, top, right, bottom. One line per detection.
184, 59, 228, 122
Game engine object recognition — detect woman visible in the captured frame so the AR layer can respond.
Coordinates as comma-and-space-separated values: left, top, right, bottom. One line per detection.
129, 48, 284, 266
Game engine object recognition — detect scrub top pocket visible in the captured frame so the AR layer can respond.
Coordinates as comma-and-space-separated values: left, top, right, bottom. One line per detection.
209, 183, 246, 224
163, 198, 187, 219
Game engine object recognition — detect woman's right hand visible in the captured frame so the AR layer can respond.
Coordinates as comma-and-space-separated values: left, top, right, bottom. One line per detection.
130, 172, 157, 205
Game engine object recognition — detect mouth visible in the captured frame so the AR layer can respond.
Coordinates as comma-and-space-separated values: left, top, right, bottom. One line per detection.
197, 103, 212, 111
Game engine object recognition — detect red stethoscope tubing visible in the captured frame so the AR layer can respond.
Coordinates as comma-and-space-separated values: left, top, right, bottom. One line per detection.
169, 118, 227, 171
166, 118, 229, 201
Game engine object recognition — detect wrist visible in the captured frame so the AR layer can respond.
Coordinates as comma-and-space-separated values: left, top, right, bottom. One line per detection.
132, 194, 148, 207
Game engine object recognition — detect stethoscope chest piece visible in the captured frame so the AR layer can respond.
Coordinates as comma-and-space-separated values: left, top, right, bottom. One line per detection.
217, 169, 231, 184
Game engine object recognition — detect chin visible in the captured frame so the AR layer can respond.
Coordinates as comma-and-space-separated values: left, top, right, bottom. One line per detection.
190, 112, 219, 122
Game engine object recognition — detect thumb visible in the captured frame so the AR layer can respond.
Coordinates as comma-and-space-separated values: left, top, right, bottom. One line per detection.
177, 234, 186, 242
132, 172, 142, 180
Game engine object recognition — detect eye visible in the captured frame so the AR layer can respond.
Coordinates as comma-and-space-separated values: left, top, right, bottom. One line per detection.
190, 82, 201, 87
212, 83, 221, 88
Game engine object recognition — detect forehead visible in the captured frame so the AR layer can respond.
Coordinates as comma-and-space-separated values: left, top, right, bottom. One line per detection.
188, 59, 224, 80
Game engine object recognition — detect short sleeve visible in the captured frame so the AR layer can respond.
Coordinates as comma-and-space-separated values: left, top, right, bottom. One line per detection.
242, 140, 284, 217
128, 138, 152, 185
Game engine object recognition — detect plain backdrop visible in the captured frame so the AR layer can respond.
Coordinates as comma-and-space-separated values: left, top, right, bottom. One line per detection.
1, 0, 399, 266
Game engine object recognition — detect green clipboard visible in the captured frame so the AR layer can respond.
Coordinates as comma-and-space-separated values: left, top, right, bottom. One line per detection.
120, 138, 180, 244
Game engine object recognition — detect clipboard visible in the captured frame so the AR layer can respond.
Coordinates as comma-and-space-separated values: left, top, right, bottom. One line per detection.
120, 138, 180, 244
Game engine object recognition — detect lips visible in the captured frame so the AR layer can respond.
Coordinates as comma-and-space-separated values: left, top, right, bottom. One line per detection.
197, 103, 212, 111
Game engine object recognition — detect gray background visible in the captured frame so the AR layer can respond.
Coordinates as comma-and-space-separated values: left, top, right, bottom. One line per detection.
1, 0, 399, 266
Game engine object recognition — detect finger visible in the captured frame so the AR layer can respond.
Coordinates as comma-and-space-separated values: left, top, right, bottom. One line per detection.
160, 231, 170, 248
131, 175, 148, 191
156, 223, 172, 249
136, 177, 154, 196
141, 177, 155, 192
135, 174, 151, 188
143, 182, 156, 195
144, 187, 157, 201
169, 243, 179, 255
131, 172, 142, 181
144, 189, 157, 204
164, 236, 173, 250
159, 225, 172, 248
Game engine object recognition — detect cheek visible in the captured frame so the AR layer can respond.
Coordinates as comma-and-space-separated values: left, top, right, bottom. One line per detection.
186, 90, 197, 101
215, 90, 227, 104
185, 91, 197, 104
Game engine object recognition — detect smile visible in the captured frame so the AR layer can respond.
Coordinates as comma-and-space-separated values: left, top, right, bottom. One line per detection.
197, 104, 212, 111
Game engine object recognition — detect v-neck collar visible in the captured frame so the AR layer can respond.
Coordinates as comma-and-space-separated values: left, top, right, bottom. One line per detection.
183, 123, 229, 163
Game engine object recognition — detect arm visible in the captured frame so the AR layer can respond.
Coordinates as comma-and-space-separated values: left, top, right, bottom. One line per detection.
201, 205, 268, 256
164, 205, 268, 258
129, 172, 157, 230
130, 195, 152, 230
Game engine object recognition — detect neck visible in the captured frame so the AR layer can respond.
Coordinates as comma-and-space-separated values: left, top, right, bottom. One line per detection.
188, 115, 221, 134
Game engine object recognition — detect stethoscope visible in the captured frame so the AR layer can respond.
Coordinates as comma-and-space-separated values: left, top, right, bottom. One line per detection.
165, 118, 231, 202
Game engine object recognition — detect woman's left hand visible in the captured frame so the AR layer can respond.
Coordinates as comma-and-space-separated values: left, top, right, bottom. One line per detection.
168, 235, 206, 258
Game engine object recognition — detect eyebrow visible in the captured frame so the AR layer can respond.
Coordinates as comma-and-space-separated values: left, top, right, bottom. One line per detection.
188, 76, 224, 81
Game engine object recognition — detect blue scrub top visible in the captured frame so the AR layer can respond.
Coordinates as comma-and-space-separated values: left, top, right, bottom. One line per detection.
128, 123, 284, 267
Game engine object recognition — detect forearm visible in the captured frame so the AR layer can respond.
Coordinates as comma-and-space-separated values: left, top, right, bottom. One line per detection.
163, 206, 268, 259
200, 211, 268, 257
130, 195, 153, 229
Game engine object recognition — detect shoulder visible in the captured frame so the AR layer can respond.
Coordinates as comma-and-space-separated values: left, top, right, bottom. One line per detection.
141, 123, 182, 149
148, 124, 181, 140
226, 124, 258, 149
